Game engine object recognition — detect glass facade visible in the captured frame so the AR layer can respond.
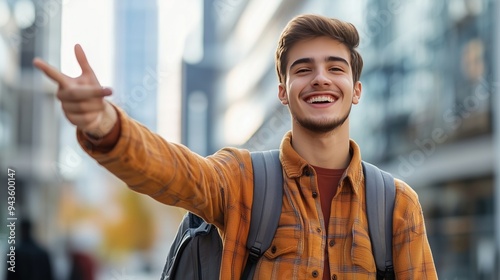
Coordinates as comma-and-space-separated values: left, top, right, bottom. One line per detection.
349, 0, 497, 278
356, 0, 495, 163
423, 176, 494, 279
114, 0, 158, 131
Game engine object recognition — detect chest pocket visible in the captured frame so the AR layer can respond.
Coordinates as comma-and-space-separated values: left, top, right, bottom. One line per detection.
254, 226, 301, 279
265, 206, 302, 258
263, 227, 301, 259
352, 222, 377, 272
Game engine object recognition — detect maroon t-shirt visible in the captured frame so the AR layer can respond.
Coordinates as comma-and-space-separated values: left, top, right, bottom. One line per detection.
312, 166, 345, 280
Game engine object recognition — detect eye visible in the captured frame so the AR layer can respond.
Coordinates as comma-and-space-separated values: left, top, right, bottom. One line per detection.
296, 68, 310, 74
329, 67, 343, 72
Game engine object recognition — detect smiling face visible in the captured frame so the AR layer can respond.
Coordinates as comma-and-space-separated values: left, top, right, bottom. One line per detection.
278, 36, 362, 134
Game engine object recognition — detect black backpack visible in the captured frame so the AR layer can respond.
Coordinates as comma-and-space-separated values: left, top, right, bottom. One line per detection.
161, 150, 396, 280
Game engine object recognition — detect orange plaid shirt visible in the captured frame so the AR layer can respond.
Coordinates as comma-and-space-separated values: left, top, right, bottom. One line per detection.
78, 107, 437, 279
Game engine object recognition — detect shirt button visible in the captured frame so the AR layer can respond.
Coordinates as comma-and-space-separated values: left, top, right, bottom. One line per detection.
332, 274, 337, 280
271, 246, 277, 254
312, 270, 319, 278
312, 191, 318, 198
329, 240, 335, 247
316, 227, 321, 233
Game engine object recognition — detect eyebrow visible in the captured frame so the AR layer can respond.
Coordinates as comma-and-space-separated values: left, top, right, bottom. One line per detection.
289, 56, 350, 70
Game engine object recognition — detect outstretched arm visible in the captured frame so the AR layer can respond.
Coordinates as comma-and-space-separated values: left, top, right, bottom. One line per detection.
32, 44, 246, 228
33, 44, 117, 138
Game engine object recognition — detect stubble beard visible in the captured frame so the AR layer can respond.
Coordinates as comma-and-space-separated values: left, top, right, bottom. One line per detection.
293, 105, 352, 134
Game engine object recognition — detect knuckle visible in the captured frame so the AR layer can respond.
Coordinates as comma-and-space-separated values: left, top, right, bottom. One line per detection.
66, 88, 78, 99
58, 87, 77, 100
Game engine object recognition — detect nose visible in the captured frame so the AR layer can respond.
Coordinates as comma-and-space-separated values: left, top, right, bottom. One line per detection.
311, 69, 331, 87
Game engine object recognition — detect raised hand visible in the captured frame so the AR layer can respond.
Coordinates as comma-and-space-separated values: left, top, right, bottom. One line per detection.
33, 44, 117, 137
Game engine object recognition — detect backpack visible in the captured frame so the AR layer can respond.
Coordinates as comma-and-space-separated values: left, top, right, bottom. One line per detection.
161, 150, 396, 280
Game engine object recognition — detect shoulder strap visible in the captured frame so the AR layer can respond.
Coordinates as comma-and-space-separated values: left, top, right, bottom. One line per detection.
362, 161, 396, 280
241, 150, 283, 280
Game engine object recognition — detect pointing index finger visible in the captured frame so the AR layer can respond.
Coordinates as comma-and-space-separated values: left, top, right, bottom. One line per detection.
32, 58, 70, 87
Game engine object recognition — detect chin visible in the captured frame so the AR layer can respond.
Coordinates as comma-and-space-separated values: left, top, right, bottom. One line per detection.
294, 113, 349, 132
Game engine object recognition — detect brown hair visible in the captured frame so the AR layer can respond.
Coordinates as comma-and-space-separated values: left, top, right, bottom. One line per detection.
275, 14, 363, 84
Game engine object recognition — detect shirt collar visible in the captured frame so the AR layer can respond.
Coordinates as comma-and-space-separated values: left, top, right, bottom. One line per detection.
279, 131, 364, 196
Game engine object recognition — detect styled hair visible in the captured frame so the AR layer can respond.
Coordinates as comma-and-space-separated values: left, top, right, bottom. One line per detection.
275, 14, 363, 84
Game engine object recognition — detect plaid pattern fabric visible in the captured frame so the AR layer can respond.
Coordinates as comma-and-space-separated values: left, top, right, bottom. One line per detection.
77, 107, 437, 280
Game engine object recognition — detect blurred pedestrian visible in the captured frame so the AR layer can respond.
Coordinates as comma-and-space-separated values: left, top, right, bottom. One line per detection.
5, 219, 54, 280
67, 250, 96, 280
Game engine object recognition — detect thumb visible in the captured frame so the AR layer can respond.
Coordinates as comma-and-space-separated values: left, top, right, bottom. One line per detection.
101, 87, 113, 97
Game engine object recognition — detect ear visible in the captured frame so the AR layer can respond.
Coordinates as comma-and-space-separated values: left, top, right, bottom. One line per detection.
278, 83, 288, 105
352, 81, 362, 104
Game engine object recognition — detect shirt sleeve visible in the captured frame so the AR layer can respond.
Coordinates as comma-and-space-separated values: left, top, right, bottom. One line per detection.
75, 105, 253, 229
392, 179, 438, 279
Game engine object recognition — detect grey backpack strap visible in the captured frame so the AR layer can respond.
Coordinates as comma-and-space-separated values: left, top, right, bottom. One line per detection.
362, 161, 396, 280
241, 150, 283, 280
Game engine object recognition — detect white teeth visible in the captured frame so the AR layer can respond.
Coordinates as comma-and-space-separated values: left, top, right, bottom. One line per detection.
307, 96, 336, 104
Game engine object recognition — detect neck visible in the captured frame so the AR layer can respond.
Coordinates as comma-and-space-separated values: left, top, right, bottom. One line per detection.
291, 121, 351, 169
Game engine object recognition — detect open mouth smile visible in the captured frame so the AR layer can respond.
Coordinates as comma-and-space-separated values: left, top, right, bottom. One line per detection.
306, 95, 337, 104
304, 94, 339, 104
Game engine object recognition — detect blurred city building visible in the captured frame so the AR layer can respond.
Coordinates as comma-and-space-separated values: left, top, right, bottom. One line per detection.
0, 0, 63, 277
114, 0, 158, 131
181, 0, 218, 156
354, 1, 498, 279
0, 0, 171, 279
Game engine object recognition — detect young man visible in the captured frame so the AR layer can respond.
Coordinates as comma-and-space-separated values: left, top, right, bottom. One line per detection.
34, 14, 437, 280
